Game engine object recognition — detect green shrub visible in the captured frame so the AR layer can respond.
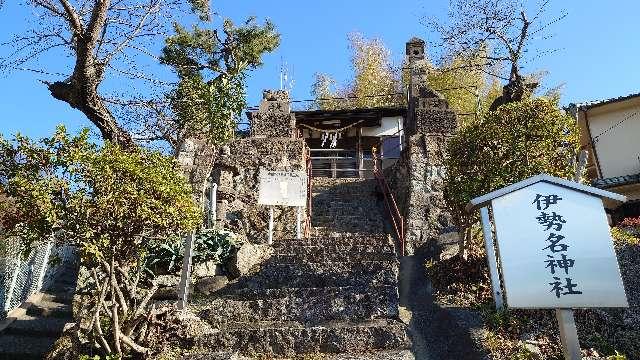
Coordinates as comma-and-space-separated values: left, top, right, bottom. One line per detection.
444, 98, 579, 253
144, 228, 240, 276
193, 228, 239, 265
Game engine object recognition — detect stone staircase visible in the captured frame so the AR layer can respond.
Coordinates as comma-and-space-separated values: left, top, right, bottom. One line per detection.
0, 263, 77, 360
311, 178, 385, 235
189, 178, 411, 358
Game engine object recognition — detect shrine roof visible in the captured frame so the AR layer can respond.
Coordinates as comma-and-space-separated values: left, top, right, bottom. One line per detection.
293, 107, 406, 128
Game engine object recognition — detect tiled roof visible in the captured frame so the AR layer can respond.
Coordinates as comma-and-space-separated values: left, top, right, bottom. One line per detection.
577, 92, 640, 111
592, 173, 640, 189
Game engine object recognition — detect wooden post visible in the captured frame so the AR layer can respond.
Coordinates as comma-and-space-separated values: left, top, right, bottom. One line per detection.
177, 231, 195, 310
480, 206, 504, 310
556, 309, 582, 360
268, 206, 274, 245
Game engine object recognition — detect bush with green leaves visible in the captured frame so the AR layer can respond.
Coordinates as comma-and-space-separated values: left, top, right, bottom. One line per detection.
444, 98, 580, 256
0, 126, 201, 357
145, 228, 240, 276
192, 228, 239, 265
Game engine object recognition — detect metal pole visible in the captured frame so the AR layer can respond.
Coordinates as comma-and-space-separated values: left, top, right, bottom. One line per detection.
575, 150, 588, 183
552, 150, 588, 358
35, 240, 54, 291
209, 183, 217, 228
480, 206, 504, 310
397, 118, 403, 152
296, 206, 302, 239
177, 231, 195, 310
268, 207, 274, 245
556, 309, 582, 360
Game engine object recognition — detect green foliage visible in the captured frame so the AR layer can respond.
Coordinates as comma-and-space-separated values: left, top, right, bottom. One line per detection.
63, 136, 201, 264
145, 236, 184, 275
444, 98, 579, 228
192, 228, 239, 264
311, 33, 402, 110
611, 227, 639, 246
0, 126, 202, 356
426, 46, 502, 118
80, 355, 120, 360
188, 0, 211, 21
311, 33, 499, 115
0, 127, 90, 251
144, 228, 239, 276
161, 18, 280, 146
607, 351, 628, 360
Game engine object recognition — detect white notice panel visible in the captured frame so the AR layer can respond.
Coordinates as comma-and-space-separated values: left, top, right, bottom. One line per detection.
492, 181, 628, 308
258, 169, 307, 207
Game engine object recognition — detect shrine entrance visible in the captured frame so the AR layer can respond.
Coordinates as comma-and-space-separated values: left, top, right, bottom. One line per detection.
294, 107, 405, 178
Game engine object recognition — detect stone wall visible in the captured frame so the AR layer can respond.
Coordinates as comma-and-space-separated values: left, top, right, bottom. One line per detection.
385, 134, 454, 255
249, 90, 296, 139
210, 137, 308, 244
384, 37, 458, 255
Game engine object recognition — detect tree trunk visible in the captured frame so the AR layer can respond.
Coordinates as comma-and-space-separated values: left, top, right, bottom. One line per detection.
46, 79, 135, 149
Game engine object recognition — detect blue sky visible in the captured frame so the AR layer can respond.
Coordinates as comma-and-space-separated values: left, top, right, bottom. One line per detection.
0, 0, 639, 140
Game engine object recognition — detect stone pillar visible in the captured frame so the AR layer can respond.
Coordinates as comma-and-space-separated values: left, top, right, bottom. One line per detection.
390, 38, 459, 255
249, 90, 296, 138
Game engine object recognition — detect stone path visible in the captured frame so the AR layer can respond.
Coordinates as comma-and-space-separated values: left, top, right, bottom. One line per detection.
189, 177, 412, 358
398, 251, 488, 360
0, 262, 77, 360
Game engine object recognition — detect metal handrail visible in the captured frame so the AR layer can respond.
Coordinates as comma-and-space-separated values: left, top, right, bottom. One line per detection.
305, 148, 313, 238
372, 147, 405, 255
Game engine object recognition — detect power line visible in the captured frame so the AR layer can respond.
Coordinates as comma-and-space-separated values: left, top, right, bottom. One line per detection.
592, 106, 640, 143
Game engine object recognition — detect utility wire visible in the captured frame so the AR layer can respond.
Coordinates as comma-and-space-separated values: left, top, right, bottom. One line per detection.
592, 106, 640, 143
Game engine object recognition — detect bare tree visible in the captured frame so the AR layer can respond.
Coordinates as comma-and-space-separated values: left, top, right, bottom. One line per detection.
430, 0, 566, 109
0, 0, 204, 149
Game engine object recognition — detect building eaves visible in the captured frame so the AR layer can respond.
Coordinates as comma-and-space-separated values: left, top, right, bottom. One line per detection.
576, 92, 640, 111
592, 173, 640, 189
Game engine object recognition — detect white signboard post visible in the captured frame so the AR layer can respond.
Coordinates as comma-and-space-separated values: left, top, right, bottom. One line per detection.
467, 174, 628, 360
258, 169, 308, 243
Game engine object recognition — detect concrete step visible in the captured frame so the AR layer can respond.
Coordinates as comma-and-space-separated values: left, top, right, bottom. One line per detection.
40, 291, 74, 304
196, 285, 399, 327
262, 258, 398, 275
272, 251, 396, 264
228, 264, 398, 290
182, 349, 415, 360
214, 285, 398, 301
275, 234, 392, 246
272, 242, 395, 255
26, 300, 72, 319
3, 315, 70, 337
195, 319, 410, 357
0, 334, 59, 360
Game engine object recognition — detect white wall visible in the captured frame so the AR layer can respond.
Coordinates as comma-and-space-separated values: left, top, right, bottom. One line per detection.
587, 99, 640, 178
361, 116, 403, 137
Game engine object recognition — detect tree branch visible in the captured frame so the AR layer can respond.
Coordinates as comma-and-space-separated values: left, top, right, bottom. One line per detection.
57, 0, 84, 34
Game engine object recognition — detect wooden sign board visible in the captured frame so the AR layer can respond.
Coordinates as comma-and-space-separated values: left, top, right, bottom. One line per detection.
491, 181, 628, 308
258, 169, 307, 207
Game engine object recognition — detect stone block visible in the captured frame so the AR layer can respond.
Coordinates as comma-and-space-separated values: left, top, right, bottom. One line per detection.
229, 243, 274, 278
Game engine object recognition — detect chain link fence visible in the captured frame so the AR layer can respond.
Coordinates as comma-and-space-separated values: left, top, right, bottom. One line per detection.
0, 237, 77, 320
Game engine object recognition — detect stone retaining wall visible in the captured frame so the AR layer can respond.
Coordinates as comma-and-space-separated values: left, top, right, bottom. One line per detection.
210, 137, 308, 243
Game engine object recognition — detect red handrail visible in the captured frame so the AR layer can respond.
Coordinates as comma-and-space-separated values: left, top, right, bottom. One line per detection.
372, 147, 405, 255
